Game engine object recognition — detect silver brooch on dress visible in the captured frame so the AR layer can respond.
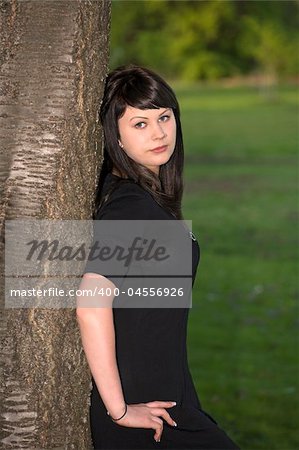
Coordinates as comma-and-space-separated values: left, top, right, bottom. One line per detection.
189, 231, 197, 241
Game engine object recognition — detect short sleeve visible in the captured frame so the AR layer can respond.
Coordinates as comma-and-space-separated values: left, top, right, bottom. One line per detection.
83, 185, 155, 289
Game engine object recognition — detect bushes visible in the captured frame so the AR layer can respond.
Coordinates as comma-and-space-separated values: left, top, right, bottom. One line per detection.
110, 0, 299, 81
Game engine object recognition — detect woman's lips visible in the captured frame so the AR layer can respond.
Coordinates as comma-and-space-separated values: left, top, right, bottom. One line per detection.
150, 145, 168, 153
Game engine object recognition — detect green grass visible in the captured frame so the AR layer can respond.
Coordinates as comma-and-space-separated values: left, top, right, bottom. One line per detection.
179, 84, 298, 159
176, 82, 299, 450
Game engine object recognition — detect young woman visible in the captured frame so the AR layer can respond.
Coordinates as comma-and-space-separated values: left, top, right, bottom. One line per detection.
77, 65, 240, 450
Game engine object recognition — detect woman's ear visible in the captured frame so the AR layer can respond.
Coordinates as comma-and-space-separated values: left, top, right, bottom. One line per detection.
118, 140, 124, 149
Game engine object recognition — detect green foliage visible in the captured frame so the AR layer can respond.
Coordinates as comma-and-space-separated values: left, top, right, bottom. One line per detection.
110, 0, 299, 80
239, 15, 299, 78
165, 0, 240, 80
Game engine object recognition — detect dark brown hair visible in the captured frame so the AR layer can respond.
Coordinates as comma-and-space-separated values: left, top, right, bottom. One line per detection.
95, 65, 184, 219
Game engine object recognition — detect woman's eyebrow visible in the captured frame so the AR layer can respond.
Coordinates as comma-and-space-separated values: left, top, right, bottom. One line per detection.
129, 108, 171, 122
129, 115, 148, 121
159, 108, 171, 116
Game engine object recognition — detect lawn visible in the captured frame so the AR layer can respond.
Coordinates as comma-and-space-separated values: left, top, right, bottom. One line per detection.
175, 83, 298, 450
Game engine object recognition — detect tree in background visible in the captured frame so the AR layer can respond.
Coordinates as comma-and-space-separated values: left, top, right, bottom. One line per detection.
110, 0, 299, 81
239, 15, 299, 82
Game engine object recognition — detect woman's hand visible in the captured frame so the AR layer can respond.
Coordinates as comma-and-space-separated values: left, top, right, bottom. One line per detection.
114, 401, 177, 443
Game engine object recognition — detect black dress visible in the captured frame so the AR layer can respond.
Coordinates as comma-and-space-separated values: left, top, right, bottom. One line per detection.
85, 173, 240, 450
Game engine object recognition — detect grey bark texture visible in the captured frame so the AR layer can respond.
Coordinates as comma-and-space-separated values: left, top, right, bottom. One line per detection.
0, 1, 110, 448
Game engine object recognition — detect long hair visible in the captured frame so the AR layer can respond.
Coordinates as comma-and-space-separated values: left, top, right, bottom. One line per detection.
95, 65, 184, 219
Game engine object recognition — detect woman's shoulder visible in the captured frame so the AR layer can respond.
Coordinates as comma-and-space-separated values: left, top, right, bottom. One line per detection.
107, 175, 151, 199
95, 173, 162, 220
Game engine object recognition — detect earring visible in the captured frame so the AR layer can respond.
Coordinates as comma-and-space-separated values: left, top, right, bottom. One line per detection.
118, 140, 124, 149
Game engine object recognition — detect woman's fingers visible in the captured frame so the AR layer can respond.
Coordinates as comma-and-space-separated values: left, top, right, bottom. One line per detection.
116, 402, 177, 443
146, 401, 177, 425
145, 402, 178, 442
151, 408, 177, 427
151, 417, 163, 442
146, 400, 176, 408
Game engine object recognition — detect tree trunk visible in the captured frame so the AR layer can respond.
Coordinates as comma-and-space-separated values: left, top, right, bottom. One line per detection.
0, 1, 110, 448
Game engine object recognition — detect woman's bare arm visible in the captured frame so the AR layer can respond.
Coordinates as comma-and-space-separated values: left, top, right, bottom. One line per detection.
76, 273, 126, 419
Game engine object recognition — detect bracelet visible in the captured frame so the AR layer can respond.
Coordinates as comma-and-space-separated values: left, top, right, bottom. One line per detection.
107, 404, 127, 422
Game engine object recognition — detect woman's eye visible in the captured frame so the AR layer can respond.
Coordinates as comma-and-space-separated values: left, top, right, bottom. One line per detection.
159, 115, 170, 122
134, 121, 146, 129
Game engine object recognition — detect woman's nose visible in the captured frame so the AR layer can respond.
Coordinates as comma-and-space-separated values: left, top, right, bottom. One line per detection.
152, 122, 166, 140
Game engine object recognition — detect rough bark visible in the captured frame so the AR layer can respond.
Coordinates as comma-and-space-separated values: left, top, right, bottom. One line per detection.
0, 1, 110, 448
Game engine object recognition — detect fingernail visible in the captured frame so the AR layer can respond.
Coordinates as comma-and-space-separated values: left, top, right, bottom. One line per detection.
172, 401, 176, 405
173, 421, 177, 427
155, 438, 160, 443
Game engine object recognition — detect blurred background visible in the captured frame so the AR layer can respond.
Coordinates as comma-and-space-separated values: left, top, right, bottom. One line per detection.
110, 1, 298, 449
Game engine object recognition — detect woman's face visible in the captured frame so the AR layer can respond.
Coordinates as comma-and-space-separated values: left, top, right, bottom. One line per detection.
117, 106, 177, 174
